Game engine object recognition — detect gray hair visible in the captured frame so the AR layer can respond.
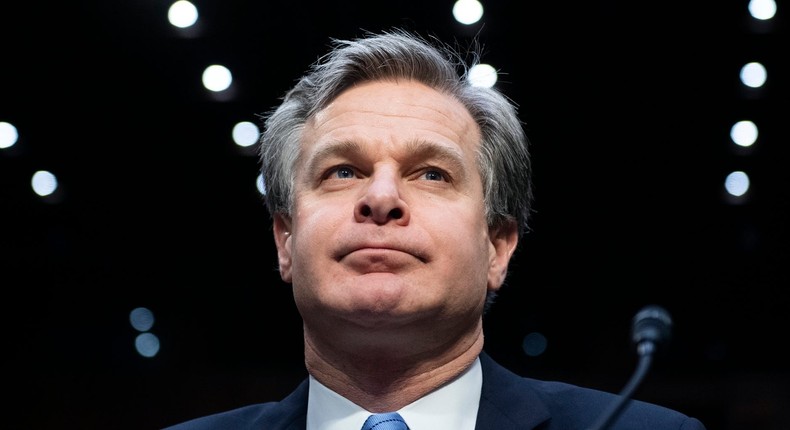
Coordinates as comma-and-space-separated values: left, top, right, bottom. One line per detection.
259, 28, 533, 237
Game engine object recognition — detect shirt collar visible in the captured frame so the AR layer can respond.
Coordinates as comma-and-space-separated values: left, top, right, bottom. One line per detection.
307, 356, 482, 430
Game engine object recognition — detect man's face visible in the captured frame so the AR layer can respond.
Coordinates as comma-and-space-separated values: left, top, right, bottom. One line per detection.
273, 80, 517, 345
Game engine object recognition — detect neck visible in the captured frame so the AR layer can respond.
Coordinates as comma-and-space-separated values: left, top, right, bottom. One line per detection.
303, 320, 484, 412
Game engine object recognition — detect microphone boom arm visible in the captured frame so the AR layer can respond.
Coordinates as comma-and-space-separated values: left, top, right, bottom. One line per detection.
585, 305, 672, 430
586, 345, 655, 430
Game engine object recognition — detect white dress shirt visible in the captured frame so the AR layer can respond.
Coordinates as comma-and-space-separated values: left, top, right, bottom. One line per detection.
306, 356, 482, 430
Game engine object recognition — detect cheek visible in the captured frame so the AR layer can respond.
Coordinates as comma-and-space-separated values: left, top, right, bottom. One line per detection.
293, 200, 343, 242
430, 213, 491, 281
289, 206, 345, 280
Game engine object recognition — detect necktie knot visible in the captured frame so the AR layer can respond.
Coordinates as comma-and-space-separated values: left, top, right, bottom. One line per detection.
361, 412, 409, 430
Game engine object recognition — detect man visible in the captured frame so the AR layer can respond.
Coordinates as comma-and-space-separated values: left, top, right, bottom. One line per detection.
164, 29, 706, 430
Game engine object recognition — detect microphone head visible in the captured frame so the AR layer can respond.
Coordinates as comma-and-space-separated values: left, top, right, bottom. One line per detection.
631, 305, 673, 355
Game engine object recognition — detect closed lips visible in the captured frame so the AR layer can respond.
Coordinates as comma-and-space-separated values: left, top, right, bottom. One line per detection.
335, 241, 429, 263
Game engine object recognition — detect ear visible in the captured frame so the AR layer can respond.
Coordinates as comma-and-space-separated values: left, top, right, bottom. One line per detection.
487, 219, 519, 293
272, 213, 294, 283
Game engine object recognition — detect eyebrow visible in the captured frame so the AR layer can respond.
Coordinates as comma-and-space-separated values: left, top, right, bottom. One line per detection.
402, 139, 468, 180
302, 138, 469, 179
302, 140, 362, 176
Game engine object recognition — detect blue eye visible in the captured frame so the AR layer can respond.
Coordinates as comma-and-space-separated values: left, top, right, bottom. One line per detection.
423, 170, 444, 181
334, 167, 355, 179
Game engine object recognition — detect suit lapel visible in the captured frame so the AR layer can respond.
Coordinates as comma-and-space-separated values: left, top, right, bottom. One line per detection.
475, 352, 551, 430
265, 379, 309, 430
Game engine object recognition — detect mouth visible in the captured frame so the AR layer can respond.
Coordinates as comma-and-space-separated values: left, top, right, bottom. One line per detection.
335, 243, 428, 264
337, 247, 427, 273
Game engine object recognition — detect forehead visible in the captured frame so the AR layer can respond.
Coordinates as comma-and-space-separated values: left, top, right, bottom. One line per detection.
301, 80, 480, 157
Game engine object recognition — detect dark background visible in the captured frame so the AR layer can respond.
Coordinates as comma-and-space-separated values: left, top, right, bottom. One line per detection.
1, 1, 788, 429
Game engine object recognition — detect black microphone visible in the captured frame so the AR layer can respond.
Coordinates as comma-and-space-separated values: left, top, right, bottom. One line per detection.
586, 304, 674, 430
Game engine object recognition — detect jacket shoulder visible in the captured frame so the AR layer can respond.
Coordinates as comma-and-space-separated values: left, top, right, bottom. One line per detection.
161, 379, 309, 430
477, 352, 706, 430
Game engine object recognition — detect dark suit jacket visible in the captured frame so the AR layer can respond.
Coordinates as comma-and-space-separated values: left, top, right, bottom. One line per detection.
163, 352, 706, 430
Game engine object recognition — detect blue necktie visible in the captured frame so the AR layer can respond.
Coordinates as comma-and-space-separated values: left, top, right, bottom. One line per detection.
360, 412, 410, 430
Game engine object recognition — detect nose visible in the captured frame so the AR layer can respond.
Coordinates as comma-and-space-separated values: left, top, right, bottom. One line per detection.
354, 170, 410, 225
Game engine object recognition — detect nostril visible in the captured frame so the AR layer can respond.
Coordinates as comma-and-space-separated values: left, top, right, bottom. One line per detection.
360, 206, 372, 217
389, 208, 403, 219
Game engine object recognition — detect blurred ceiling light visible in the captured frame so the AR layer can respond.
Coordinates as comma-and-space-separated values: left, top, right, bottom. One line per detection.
453, 0, 484, 25
740, 62, 767, 88
168, 0, 199, 28
725, 171, 750, 197
469, 63, 497, 88
232, 121, 260, 147
202, 65, 233, 92
31, 170, 58, 197
748, 0, 777, 20
731, 120, 758, 147
0, 121, 18, 149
